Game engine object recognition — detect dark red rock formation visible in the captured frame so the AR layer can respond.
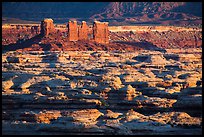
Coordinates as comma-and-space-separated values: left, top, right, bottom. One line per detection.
68, 21, 78, 41
93, 21, 109, 44
40, 18, 55, 37
78, 21, 88, 40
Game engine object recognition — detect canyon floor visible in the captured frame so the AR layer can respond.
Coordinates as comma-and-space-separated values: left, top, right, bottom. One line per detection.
2, 25, 202, 135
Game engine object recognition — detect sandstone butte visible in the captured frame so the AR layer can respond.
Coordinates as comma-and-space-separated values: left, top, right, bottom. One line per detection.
78, 21, 89, 40
40, 18, 109, 44
40, 18, 55, 37
93, 21, 109, 44
68, 20, 78, 41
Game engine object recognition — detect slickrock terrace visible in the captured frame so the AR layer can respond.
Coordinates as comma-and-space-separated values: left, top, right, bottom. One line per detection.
2, 48, 202, 135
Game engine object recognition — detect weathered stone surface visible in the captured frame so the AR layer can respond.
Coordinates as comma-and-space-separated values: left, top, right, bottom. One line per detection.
93, 21, 109, 44
100, 75, 122, 90
125, 109, 148, 122
18, 76, 51, 90
156, 81, 172, 88
35, 110, 61, 124
149, 112, 202, 126
68, 21, 78, 41
70, 109, 103, 123
40, 18, 55, 37
119, 85, 141, 101
125, 110, 202, 127
78, 21, 88, 40
134, 96, 177, 108
2, 75, 18, 91
19, 110, 61, 124
2, 80, 14, 91
105, 110, 123, 119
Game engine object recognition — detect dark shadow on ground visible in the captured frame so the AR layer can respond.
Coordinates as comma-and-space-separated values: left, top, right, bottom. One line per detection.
39, 44, 52, 51
2, 34, 43, 54
41, 52, 58, 70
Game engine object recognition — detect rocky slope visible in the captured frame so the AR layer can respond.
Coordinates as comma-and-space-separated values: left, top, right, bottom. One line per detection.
91, 2, 202, 25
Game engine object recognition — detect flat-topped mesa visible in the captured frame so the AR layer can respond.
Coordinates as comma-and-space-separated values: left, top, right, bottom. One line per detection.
78, 21, 88, 40
93, 21, 109, 44
68, 21, 78, 41
40, 18, 55, 37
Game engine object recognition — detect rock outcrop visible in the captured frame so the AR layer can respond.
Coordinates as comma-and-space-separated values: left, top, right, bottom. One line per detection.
105, 110, 123, 119
78, 21, 88, 40
68, 21, 78, 41
40, 18, 55, 37
70, 109, 103, 124
67, 20, 109, 43
35, 110, 61, 124
120, 85, 141, 101
93, 21, 109, 44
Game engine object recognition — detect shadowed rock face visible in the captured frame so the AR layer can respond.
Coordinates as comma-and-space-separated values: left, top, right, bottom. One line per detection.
68, 21, 78, 41
40, 18, 55, 37
93, 21, 109, 44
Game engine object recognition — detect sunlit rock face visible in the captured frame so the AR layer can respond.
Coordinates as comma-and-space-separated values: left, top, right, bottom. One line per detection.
68, 21, 78, 41
93, 21, 109, 44
78, 21, 89, 40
